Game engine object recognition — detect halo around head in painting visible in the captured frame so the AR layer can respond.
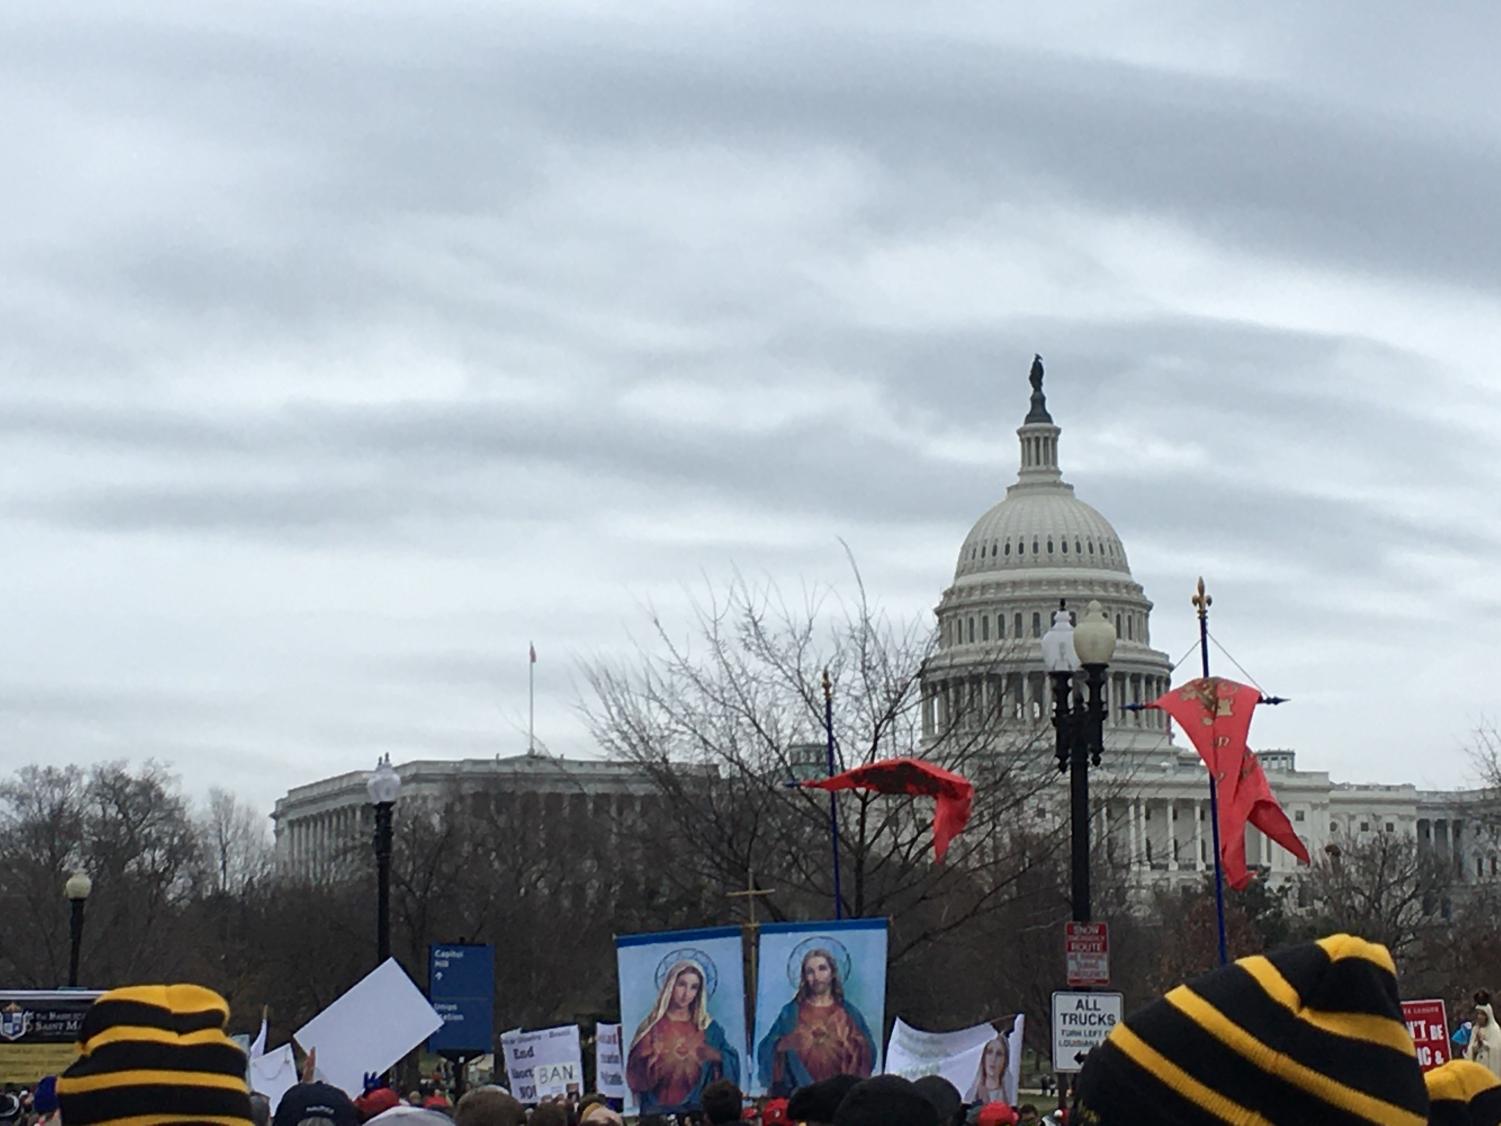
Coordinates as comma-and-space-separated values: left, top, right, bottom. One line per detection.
654, 948, 719, 998
786, 936, 853, 988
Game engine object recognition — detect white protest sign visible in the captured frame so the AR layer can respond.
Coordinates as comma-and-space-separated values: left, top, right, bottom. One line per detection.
594, 1023, 625, 1100
249, 1043, 298, 1111
884, 1016, 1023, 1103
501, 1025, 584, 1104
295, 958, 444, 1097
1051, 991, 1122, 1073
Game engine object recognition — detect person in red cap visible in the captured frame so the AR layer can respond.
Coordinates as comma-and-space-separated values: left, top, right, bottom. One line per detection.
354, 1087, 401, 1121
976, 1103, 1018, 1126
761, 1097, 790, 1126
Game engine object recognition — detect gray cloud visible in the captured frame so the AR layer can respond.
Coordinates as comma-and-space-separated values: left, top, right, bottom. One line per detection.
2, 3, 1498, 813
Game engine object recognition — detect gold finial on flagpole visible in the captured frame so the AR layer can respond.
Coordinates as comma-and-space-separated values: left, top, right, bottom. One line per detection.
1192, 576, 1212, 621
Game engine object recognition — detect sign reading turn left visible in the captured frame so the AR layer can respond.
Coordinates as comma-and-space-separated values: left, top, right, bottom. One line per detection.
1051, 990, 1123, 1073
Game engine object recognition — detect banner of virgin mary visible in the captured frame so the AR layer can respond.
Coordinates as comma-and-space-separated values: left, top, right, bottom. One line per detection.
615, 926, 747, 1115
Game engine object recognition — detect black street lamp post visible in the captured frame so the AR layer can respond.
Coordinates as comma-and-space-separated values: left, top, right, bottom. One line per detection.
367, 755, 402, 965
64, 871, 92, 988
1042, 600, 1117, 923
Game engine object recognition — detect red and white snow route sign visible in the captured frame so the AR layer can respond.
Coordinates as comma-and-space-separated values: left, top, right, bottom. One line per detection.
1401, 999, 1450, 1072
1065, 921, 1110, 987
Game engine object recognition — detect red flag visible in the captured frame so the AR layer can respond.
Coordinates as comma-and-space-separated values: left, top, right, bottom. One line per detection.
1150, 677, 1310, 890
801, 757, 974, 862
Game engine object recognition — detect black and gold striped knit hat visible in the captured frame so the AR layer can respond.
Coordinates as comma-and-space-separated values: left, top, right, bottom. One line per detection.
1074, 934, 1427, 1125
1426, 1059, 1501, 1125
57, 983, 253, 1126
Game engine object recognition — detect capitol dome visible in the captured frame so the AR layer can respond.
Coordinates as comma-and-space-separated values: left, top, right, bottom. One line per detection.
922, 358, 1176, 758
956, 490, 1130, 580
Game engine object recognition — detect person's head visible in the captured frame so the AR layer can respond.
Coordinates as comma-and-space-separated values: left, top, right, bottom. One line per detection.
577, 1104, 622, 1126
355, 1087, 403, 1121
787, 1075, 860, 1126
1075, 934, 1427, 1124
31, 1077, 58, 1120
575, 1093, 608, 1118
273, 1082, 360, 1126
1016, 1106, 1040, 1125
56, 984, 254, 1126
912, 1076, 961, 1126
455, 1086, 525, 1126
1425, 1058, 1501, 1125
797, 950, 844, 1003
409, 1092, 425, 1106
701, 1078, 743, 1125
529, 1102, 569, 1126
832, 1076, 938, 1126
1479, 1006, 1493, 1028
250, 1092, 272, 1126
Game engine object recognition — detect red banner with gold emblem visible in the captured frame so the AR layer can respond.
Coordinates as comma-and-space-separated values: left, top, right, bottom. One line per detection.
1150, 678, 1309, 889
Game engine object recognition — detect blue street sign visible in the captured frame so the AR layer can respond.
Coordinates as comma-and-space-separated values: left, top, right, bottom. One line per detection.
427, 943, 495, 1054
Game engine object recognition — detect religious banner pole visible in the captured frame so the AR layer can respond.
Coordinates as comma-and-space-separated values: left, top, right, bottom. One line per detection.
728, 870, 775, 1048
1193, 578, 1230, 966
822, 669, 845, 920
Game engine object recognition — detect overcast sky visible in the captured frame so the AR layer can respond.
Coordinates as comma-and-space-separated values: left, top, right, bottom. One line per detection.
5, 3, 1499, 819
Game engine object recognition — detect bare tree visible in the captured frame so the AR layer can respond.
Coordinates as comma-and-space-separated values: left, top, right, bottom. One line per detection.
0, 765, 88, 985
1298, 832, 1450, 958
580, 570, 1065, 970
200, 788, 273, 896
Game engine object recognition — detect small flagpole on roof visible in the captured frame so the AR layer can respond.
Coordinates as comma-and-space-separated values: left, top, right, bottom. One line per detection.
1193, 578, 1231, 967
529, 642, 537, 756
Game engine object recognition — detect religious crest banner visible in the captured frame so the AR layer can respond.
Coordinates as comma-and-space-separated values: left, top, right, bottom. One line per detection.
1151, 677, 1310, 889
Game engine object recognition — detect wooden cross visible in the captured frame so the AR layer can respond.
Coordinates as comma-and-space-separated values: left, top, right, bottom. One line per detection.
729, 871, 776, 1027
727, 870, 775, 927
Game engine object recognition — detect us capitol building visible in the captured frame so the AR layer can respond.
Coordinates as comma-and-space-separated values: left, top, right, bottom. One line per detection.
272, 364, 1500, 890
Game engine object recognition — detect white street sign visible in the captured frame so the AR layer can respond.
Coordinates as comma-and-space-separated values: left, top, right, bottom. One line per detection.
1051, 990, 1123, 1073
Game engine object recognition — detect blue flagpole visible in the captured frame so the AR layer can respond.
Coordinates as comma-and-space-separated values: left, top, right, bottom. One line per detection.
822, 669, 844, 920
1194, 578, 1230, 966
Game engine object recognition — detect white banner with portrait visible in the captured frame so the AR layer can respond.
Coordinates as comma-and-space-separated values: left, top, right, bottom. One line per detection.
883, 1015, 1024, 1104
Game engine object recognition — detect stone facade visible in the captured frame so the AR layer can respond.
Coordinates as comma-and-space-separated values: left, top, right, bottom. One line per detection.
271, 752, 666, 881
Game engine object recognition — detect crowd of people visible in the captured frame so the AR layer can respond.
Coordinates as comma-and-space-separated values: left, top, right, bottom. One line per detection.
10, 932, 1501, 1124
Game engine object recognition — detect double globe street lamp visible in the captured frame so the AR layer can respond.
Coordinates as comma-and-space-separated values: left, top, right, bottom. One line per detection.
367, 755, 402, 966
1041, 600, 1117, 924
65, 871, 92, 988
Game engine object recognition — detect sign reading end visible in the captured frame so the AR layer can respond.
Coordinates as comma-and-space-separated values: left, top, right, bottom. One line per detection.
1052, 990, 1122, 1074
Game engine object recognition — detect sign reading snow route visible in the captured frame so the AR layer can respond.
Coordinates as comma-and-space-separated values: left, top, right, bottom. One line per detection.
1051, 991, 1122, 1074
1065, 922, 1110, 987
